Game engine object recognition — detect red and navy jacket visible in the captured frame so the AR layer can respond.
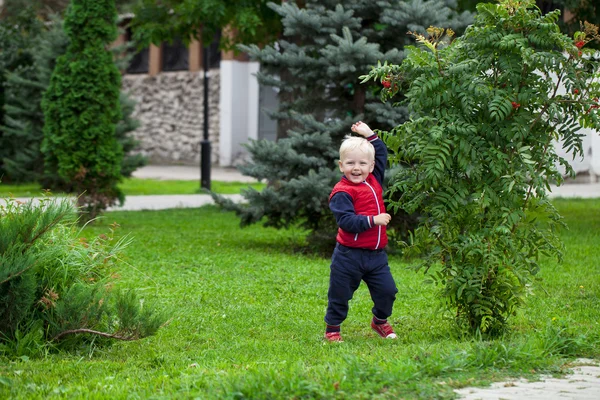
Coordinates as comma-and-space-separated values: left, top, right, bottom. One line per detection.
329, 134, 388, 250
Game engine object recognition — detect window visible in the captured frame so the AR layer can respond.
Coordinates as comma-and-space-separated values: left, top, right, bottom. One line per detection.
207, 30, 221, 69
162, 38, 189, 72
125, 27, 149, 74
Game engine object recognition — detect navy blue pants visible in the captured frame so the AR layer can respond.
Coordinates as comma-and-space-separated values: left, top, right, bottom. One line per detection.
324, 243, 398, 326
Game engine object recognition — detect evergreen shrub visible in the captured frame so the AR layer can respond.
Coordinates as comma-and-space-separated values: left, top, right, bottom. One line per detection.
361, 0, 600, 334
0, 8, 44, 180
0, 196, 165, 357
42, 0, 124, 222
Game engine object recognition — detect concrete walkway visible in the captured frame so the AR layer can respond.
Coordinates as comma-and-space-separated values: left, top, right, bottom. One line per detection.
131, 164, 256, 183
15, 165, 600, 212
13, 165, 253, 211
455, 359, 600, 400
115, 165, 600, 212
107, 165, 254, 211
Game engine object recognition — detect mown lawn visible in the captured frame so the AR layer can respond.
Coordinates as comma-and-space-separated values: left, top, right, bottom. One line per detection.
0, 199, 598, 399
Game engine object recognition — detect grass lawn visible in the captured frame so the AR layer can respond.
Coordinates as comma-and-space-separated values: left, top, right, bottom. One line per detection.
0, 199, 598, 399
0, 178, 265, 197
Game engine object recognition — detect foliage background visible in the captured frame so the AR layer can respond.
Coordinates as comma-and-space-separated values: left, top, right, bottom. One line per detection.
0, 7, 145, 186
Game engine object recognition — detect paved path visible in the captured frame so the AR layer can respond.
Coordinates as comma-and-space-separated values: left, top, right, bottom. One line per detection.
107, 193, 244, 211
107, 182, 600, 212
125, 165, 600, 211
14, 166, 252, 211
455, 359, 600, 400
548, 182, 600, 198
13, 165, 600, 212
131, 165, 257, 183
120, 168, 600, 211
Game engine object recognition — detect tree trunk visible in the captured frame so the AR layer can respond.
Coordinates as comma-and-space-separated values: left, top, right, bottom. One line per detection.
352, 85, 366, 116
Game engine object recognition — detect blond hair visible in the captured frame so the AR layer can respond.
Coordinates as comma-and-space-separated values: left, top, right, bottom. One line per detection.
339, 135, 375, 161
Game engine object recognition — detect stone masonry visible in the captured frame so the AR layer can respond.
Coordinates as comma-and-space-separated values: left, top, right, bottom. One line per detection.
121, 70, 220, 165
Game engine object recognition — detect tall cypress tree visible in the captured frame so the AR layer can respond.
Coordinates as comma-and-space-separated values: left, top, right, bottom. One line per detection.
42, 0, 123, 222
215, 0, 472, 248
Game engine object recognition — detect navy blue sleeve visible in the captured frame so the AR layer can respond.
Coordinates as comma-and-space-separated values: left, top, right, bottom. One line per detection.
329, 192, 373, 233
368, 134, 387, 186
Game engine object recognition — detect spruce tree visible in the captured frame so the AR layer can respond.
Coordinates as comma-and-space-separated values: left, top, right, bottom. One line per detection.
42, 0, 123, 222
1, 15, 67, 183
0, 8, 43, 180
215, 0, 472, 249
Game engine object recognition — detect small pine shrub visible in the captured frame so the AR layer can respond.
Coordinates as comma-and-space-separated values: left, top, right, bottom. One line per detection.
0, 196, 165, 357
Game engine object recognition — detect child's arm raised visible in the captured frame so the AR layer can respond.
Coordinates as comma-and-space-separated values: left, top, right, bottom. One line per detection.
351, 121, 387, 185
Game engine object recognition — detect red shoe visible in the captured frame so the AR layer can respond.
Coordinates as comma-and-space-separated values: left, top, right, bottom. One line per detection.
371, 320, 397, 339
324, 331, 343, 342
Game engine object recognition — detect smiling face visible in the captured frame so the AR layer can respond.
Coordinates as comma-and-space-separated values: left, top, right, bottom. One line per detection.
338, 147, 375, 184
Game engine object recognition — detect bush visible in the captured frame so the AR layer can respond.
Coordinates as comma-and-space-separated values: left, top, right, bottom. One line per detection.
41, 0, 124, 222
361, 0, 600, 334
0, 196, 165, 357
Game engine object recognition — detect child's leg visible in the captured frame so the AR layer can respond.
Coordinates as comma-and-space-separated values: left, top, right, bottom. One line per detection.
362, 252, 398, 320
324, 245, 363, 326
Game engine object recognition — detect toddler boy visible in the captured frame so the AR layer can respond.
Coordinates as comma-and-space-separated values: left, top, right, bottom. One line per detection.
324, 121, 398, 342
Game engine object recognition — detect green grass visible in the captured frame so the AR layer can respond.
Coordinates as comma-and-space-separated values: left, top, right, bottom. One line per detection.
0, 199, 598, 399
0, 178, 265, 197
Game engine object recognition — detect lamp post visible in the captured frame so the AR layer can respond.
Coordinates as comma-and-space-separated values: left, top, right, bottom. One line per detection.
200, 44, 211, 190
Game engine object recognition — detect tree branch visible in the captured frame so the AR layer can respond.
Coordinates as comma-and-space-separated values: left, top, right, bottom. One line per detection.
0, 262, 36, 285
52, 329, 138, 342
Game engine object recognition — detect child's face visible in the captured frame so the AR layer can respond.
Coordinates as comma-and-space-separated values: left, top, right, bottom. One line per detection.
338, 148, 375, 184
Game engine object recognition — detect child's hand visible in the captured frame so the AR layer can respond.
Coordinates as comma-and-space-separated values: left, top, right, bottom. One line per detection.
373, 213, 391, 226
351, 121, 374, 138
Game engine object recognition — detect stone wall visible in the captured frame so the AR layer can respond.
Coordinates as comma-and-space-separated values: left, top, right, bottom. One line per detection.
121, 70, 220, 165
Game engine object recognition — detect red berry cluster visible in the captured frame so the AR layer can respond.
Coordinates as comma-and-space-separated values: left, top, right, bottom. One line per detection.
511, 101, 521, 109
381, 74, 394, 89
575, 40, 585, 49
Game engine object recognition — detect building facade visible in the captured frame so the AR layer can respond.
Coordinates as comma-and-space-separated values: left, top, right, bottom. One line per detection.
117, 19, 599, 181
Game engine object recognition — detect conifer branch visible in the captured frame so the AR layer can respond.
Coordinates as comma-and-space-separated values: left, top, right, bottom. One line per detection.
0, 262, 36, 285
23, 208, 72, 251
51, 329, 138, 342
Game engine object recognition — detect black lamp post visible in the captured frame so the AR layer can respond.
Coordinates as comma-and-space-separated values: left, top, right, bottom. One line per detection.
200, 44, 211, 190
